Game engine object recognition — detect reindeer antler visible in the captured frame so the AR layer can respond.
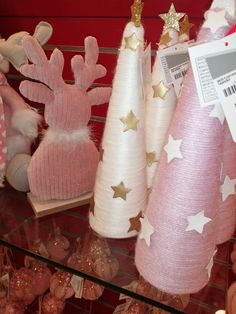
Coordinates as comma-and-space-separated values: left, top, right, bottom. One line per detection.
20, 35, 65, 92
71, 36, 107, 91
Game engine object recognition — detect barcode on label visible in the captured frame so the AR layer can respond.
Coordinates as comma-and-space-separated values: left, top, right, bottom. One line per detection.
223, 84, 236, 97
174, 70, 187, 80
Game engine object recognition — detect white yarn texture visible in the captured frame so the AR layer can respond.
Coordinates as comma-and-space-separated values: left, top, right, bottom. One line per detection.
89, 22, 147, 238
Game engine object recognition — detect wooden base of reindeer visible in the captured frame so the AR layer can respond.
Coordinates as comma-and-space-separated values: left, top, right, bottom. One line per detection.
27, 191, 93, 217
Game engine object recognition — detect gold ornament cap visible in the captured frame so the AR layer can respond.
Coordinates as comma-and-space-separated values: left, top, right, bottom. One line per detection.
131, 0, 144, 27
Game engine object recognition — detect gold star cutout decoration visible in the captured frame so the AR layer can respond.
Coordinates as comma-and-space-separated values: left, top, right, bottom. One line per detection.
179, 15, 194, 37
120, 110, 139, 132
152, 81, 170, 99
89, 195, 95, 216
111, 181, 132, 201
131, 0, 144, 27
128, 211, 144, 233
146, 151, 158, 167
124, 33, 140, 51
159, 32, 172, 46
159, 3, 185, 33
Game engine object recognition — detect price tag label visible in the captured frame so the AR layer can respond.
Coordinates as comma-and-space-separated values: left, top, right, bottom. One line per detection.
70, 275, 84, 298
157, 42, 190, 96
113, 300, 132, 314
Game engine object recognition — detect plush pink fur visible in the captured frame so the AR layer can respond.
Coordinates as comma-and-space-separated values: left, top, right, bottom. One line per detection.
20, 35, 111, 200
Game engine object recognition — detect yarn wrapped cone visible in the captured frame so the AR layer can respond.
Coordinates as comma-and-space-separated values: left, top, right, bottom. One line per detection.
135, 0, 235, 294
216, 123, 236, 244
145, 6, 189, 189
89, 19, 147, 238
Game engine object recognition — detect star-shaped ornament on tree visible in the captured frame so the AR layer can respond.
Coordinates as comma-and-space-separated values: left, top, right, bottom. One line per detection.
139, 215, 155, 247
159, 3, 185, 33
179, 15, 194, 37
164, 134, 183, 163
220, 175, 236, 202
186, 210, 212, 234
209, 102, 225, 125
146, 151, 158, 167
128, 211, 143, 232
203, 9, 229, 33
124, 32, 140, 51
111, 181, 132, 200
152, 81, 170, 99
120, 110, 139, 132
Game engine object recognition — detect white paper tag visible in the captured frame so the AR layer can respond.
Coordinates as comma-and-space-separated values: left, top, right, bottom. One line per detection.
113, 300, 132, 314
188, 32, 236, 108
157, 42, 190, 96
0, 273, 9, 288
70, 275, 84, 298
119, 280, 139, 300
39, 242, 49, 257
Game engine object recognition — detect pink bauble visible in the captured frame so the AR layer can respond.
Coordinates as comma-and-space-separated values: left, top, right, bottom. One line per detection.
88, 237, 111, 261
82, 280, 104, 300
31, 263, 52, 295
50, 270, 74, 299
42, 293, 65, 314
9, 268, 36, 305
47, 228, 70, 262
93, 254, 119, 281
155, 291, 190, 311
124, 301, 148, 314
4, 300, 25, 314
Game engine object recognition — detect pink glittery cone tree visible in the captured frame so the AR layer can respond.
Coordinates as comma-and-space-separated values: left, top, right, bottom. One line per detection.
19, 35, 111, 201
135, 0, 235, 294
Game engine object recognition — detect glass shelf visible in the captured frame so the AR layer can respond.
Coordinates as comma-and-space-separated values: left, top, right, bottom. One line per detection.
0, 188, 233, 314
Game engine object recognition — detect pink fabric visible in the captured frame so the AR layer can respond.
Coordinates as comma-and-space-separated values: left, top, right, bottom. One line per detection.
135, 21, 232, 293
216, 123, 236, 244
20, 36, 111, 200
0, 97, 7, 186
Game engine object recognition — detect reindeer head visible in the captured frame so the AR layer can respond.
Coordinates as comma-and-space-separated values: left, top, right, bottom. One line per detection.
19, 36, 111, 132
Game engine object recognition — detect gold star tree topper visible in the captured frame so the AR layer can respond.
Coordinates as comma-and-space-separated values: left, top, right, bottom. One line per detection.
111, 181, 132, 200
159, 3, 185, 33
131, 0, 144, 27
120, 110, 139, 132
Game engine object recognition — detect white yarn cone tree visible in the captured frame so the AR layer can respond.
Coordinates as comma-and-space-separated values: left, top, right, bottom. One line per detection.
135, 0, 236, 295
89, 0, 147, 239
146, 5, 193, 189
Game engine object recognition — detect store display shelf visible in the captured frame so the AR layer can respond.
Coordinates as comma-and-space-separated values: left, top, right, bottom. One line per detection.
0, 188, 233, 314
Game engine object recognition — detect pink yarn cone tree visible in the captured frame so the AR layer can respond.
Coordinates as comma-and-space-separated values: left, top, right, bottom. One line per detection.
19, 36, 111, 201
135, 0, 235, 294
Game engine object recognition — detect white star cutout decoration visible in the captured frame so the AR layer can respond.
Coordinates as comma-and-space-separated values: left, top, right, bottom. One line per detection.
220, 176, 236, 202
209, 102, 225, 125
186, 210, 212, 234
164, 135, 183, 163
203, 9, 229, 33
139, 215, 154, 247
206, 248, 217, 278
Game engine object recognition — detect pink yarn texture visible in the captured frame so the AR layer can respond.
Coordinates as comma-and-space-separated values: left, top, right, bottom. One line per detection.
20, 36, 111, 201
135, 16, 233, 294
0, 97, 7, 186
216, 123, 236, 244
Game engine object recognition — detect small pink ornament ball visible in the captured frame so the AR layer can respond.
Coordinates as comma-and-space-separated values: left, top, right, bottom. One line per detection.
93, 254, 119, 281
47, 227, 70, 262
123, 300, 148, 314
82, 280, 104, 300
42, 293, 65, 314
9, 268, 36, 305
4, 300, 26, 314
50, 270, 74, 299
32, 263, 52, 295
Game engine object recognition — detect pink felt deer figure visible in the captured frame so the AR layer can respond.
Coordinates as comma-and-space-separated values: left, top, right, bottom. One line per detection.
19, 35, 111, 201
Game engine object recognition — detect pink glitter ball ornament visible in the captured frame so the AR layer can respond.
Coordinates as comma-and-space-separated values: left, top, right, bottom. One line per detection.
50, 270, 74, 299
135, 0, 234, 294
42, 293, 65, 314
123, 300, 148, 314
82, 280, 104, 300
9, 268, 36, 305
47, 226, 70, 262
93, 253, 119, 281
4, 300, 25, 314
31, 263, 52, 296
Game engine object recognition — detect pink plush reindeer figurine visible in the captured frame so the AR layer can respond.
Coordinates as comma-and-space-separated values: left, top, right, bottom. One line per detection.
20, 35, 111, 201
